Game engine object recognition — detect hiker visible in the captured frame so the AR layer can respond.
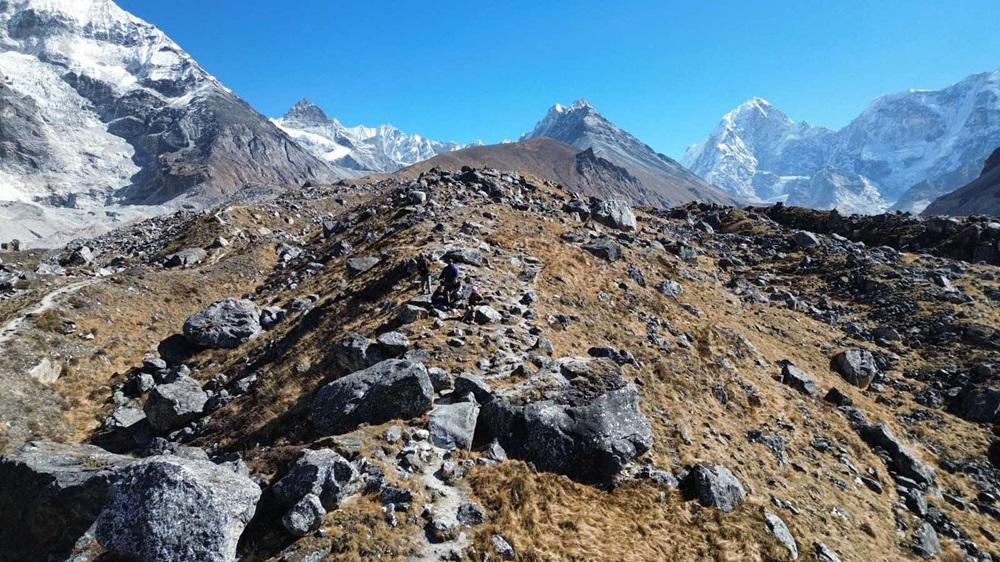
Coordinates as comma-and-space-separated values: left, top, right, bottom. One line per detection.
462, 284, 485, 321
416, 253, 432, 293
439, 258, 461, 308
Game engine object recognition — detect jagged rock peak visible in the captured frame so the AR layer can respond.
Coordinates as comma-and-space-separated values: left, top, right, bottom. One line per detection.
283, 98, 331, 127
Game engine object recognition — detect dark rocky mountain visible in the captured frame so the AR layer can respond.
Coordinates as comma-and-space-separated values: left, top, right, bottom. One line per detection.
924, 146, 1000, 216
521, 100, 736, 207
395, 136, 734, 208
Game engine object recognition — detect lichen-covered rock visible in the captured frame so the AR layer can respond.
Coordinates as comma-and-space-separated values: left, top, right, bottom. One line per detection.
830, 349, 878, 389
272, 449, 361, 510
590, 199, 637, 231
313, 359, 434, 435
0, 442, 133, 561
428, 402, 480, 450
479, 357, 652, 484
282, 494, 326, 537
680, 464, 747, 512
182, 298, 262, 349
95, 456, 261, 562
781, 362, 818, 396
143, 375, 208, 432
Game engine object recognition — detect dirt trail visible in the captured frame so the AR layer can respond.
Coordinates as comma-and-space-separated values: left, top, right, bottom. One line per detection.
0, 279, 97, 347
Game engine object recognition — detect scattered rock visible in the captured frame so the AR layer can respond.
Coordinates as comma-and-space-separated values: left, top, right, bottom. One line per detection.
912, 521, 941, 559
680, 463, 747, 512
428, 401, 480, 450
590, 199, 637, 231
780, 362, 818, 396
582, 238, 624, 262
272, 449, 362, 510
164, 247, 207, 268
830, 349, 878, 389
282, 494, 326, 537
346, 256, 379, 277
143, 375, 208, 432
764, 511, 798, 560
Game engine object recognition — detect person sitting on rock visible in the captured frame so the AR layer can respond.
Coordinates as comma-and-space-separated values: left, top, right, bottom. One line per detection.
439, 258, 461, 308
462, 285, 485, 321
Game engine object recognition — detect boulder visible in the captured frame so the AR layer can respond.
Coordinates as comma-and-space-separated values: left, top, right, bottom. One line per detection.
346, 256, 379, 277
428, 402, 480, 450
655, 280, 684, 298
764, 511, 798, 560
260, 306, 287, 330
143, 375, 208, 432
0, 442, 133, 561
479, 357, 652, 484
830, 349, 878, 389
313, 359, 434, 435
332, 332, 374, 374
95, 456, 261, 562
590, 199, 637, 231
183, 298, 262, 349
443, 248, 484, 266
582, 238, 623, 262
398, 304, 428, 324
959, 386, 1000, 423
792, 231, 820, 247
912, 521, 940, 559
780, 363, 818, 396
472, 305, 502, 325
814, 542, 843, 562
562, 198, 590, 219
376, 331, 410, 357
164, 248, 208, 268
856, 422, 935, 486
282, 494, 326, 537
271, 449, 362, 510
680, 464, 747, 512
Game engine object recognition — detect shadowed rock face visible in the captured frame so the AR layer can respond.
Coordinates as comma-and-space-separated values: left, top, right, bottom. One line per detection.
0, 441, 134, 561
924, 146, 1000, 216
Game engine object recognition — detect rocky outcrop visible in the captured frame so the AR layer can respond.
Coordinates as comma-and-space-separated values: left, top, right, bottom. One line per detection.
144, 375, 208, 432
272, 449, 362, 511
589, 199, 637, 231
183, 298, 262, 349
479, 357, 652, 484
0, 442, 133, 561
95, 456, 261, 562
313, 359, 434, 435
830, 349, 878, 389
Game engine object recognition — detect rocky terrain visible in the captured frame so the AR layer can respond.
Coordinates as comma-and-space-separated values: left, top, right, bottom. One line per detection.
0, 166, 999, 561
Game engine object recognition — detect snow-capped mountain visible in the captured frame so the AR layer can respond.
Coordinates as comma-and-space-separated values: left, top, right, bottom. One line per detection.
682, 71, 1000, 214
522, 99, 736, 207
273, 99, 473, 174
0, 0, 342, 245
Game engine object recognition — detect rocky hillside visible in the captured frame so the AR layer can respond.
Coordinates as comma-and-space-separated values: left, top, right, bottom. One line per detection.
1, 167, 1000, 561
924, 147, 1000, 216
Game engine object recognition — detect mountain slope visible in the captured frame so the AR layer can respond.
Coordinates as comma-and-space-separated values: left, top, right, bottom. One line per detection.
393, 137, 729, 208
272, 98, 471, 174
0, 0, 342, 219
522, 100, 736, 207
923, 146, 1000, 216
683, 71, 1000, 214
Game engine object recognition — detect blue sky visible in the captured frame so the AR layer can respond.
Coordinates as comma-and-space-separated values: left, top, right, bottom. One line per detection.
117, 0, 1000, 158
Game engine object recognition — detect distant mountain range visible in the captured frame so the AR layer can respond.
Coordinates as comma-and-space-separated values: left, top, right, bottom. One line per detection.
1, 0, 999, 247
272, 99, 476, 174
682, 72, 1000, 214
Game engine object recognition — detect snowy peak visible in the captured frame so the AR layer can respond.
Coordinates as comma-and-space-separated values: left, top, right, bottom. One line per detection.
684, 69, 1000, 214
272, 100, 470, 174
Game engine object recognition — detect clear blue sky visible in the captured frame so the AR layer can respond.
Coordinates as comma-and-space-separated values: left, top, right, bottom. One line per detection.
117, 0, 1000, 158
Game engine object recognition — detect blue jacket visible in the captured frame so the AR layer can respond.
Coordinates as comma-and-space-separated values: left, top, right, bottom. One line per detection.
441, 263, 459, 283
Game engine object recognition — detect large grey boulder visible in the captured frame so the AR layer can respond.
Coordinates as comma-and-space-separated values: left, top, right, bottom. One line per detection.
830, 349, 878, 389
95, 456, 261, 562
272, 449, 362, 510
332, 332, 375, 373
472, 305, 502, 325
590, 199, 637, 231
479, 357, 652, 484
0, 442, 133, 561
183, 298, 262, 349
313, 359, 434, 435
429, 402, 480, 450
144, 375, 208, 432
856, 422, 935, 486
912, 521, 940, 558
680, 464, 747, 512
